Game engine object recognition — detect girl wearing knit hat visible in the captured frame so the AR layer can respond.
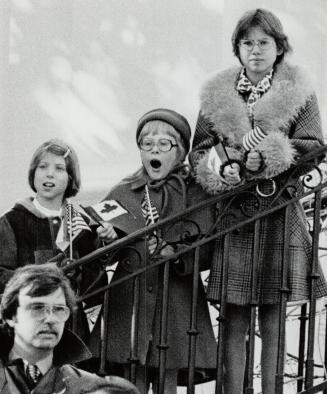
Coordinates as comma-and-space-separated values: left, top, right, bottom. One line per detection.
191, 8, 327, 394
88, 109, 217, 393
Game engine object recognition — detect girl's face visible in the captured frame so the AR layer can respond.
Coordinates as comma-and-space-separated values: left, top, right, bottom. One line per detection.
34, 152, 69, 208
139, 129, 181, 180
239, 26, 282, 84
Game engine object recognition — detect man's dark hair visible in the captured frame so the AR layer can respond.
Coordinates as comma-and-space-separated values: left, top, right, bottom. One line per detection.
0, 263, 77, 322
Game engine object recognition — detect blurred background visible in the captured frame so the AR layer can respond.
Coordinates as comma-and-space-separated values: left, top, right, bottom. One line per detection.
0, 0, 326, 213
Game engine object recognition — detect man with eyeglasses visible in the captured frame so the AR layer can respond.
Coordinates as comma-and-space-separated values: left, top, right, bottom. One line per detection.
0, 263, 139, 393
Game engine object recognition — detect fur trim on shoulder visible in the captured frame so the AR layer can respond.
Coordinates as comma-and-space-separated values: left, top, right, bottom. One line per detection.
200, 62, 315, 145
200, 66, 249, 145
255, 132, 297, 179
194, 153, 243, 195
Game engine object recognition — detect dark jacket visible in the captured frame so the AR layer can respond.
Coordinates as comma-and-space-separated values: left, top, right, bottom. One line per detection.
0, 198, 107, 305
88, 172, 217, 382
0, 325, 139, 394
0, 326, 92, 394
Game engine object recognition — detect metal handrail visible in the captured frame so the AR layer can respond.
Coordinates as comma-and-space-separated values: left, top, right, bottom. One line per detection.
68, 145, 327, 394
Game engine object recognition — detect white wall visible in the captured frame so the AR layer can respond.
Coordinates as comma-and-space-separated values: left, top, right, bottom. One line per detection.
1, 0, 326, 213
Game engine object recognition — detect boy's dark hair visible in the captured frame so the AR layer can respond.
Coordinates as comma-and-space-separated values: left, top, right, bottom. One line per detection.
28, 139, 81, 198
0, 263, 77, 321
232, 8, 292, 65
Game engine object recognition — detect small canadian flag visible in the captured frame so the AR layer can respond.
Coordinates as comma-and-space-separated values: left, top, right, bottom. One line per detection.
81, 200, 128, 224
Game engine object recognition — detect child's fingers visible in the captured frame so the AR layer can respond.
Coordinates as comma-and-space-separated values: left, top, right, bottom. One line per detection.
97, 222, 118, 242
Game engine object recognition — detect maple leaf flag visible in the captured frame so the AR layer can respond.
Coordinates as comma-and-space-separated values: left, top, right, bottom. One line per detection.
81, 200, 128, 224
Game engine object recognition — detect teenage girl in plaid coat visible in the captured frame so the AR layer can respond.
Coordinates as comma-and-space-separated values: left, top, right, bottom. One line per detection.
190, 8, 327, 394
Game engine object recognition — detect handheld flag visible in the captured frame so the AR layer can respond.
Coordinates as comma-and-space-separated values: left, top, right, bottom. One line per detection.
82, 200, 128, 224
141, 185, 159, 226
56, 203, 91, 253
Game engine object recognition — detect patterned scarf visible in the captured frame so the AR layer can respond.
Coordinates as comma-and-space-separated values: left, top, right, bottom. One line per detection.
236, 67, 273, 118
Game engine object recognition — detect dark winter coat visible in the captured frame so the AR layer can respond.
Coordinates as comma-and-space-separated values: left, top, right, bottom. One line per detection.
0, 326, 138, 394
0, 197, 106, 300
88, 172, 217, 380
191, 61, 327, 305
0, 326, 90, 394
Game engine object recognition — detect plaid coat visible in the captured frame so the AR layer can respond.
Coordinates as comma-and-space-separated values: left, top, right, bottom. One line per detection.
191, 61, 327, 305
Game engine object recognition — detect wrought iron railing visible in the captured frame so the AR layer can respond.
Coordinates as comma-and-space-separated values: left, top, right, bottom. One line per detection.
65, 145, 327, 394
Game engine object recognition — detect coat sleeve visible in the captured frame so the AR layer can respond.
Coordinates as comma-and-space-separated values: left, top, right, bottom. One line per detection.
0, 215, 18, 292
289, 94, 324, 156
250, 93, 325, 180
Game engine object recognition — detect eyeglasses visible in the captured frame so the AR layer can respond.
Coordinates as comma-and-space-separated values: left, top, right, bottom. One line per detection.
139, 138, 178, 152
19, 303, 70, 322
238, 39, 275, 52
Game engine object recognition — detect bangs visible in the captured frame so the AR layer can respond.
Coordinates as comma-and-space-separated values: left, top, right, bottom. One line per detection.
45, 143, 68, 156
238, 17, 274, 39
138, 120, 178, 141
138, 120, 187, 161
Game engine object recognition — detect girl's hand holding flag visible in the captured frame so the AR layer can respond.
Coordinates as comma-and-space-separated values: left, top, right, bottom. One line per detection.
97, 222, 118, 244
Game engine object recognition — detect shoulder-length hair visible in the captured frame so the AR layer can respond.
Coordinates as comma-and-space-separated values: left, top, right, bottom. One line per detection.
28, 139, 81, 198
0, 263, 77, 322
232, 8, 292, 65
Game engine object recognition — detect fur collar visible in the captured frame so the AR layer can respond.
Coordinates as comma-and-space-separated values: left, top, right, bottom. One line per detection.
200, 62, 314, 145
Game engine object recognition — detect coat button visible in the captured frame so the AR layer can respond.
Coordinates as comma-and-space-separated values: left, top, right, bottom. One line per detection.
147, 286, 153, 292
52, 218, 59, 225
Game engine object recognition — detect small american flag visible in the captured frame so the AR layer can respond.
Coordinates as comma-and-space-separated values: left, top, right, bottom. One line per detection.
65, 203, 91, 238
55, 203, 91, 253
141, 185, 159, 226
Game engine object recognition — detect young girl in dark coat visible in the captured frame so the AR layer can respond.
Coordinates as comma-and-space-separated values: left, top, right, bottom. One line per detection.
88, 109, 217, 394
190, 8, 327, 394
0, 139, 108, 334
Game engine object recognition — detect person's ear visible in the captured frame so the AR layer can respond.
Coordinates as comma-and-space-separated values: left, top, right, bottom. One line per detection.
5, 317, 16, 327
277, 46, 283, 56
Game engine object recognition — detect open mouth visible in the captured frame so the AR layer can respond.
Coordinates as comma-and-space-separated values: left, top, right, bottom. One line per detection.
150, 159, 162, 169
43, 182, 55, 187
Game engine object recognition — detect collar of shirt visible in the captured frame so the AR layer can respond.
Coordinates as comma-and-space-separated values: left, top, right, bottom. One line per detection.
8, 348, 53, 375
33, 198, 62, 217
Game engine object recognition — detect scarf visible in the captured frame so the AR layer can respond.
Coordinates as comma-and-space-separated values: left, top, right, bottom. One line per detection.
236, 67, 273, 119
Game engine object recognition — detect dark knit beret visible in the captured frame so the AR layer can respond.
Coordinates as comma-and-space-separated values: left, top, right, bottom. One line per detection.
136, 108, 191, 153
